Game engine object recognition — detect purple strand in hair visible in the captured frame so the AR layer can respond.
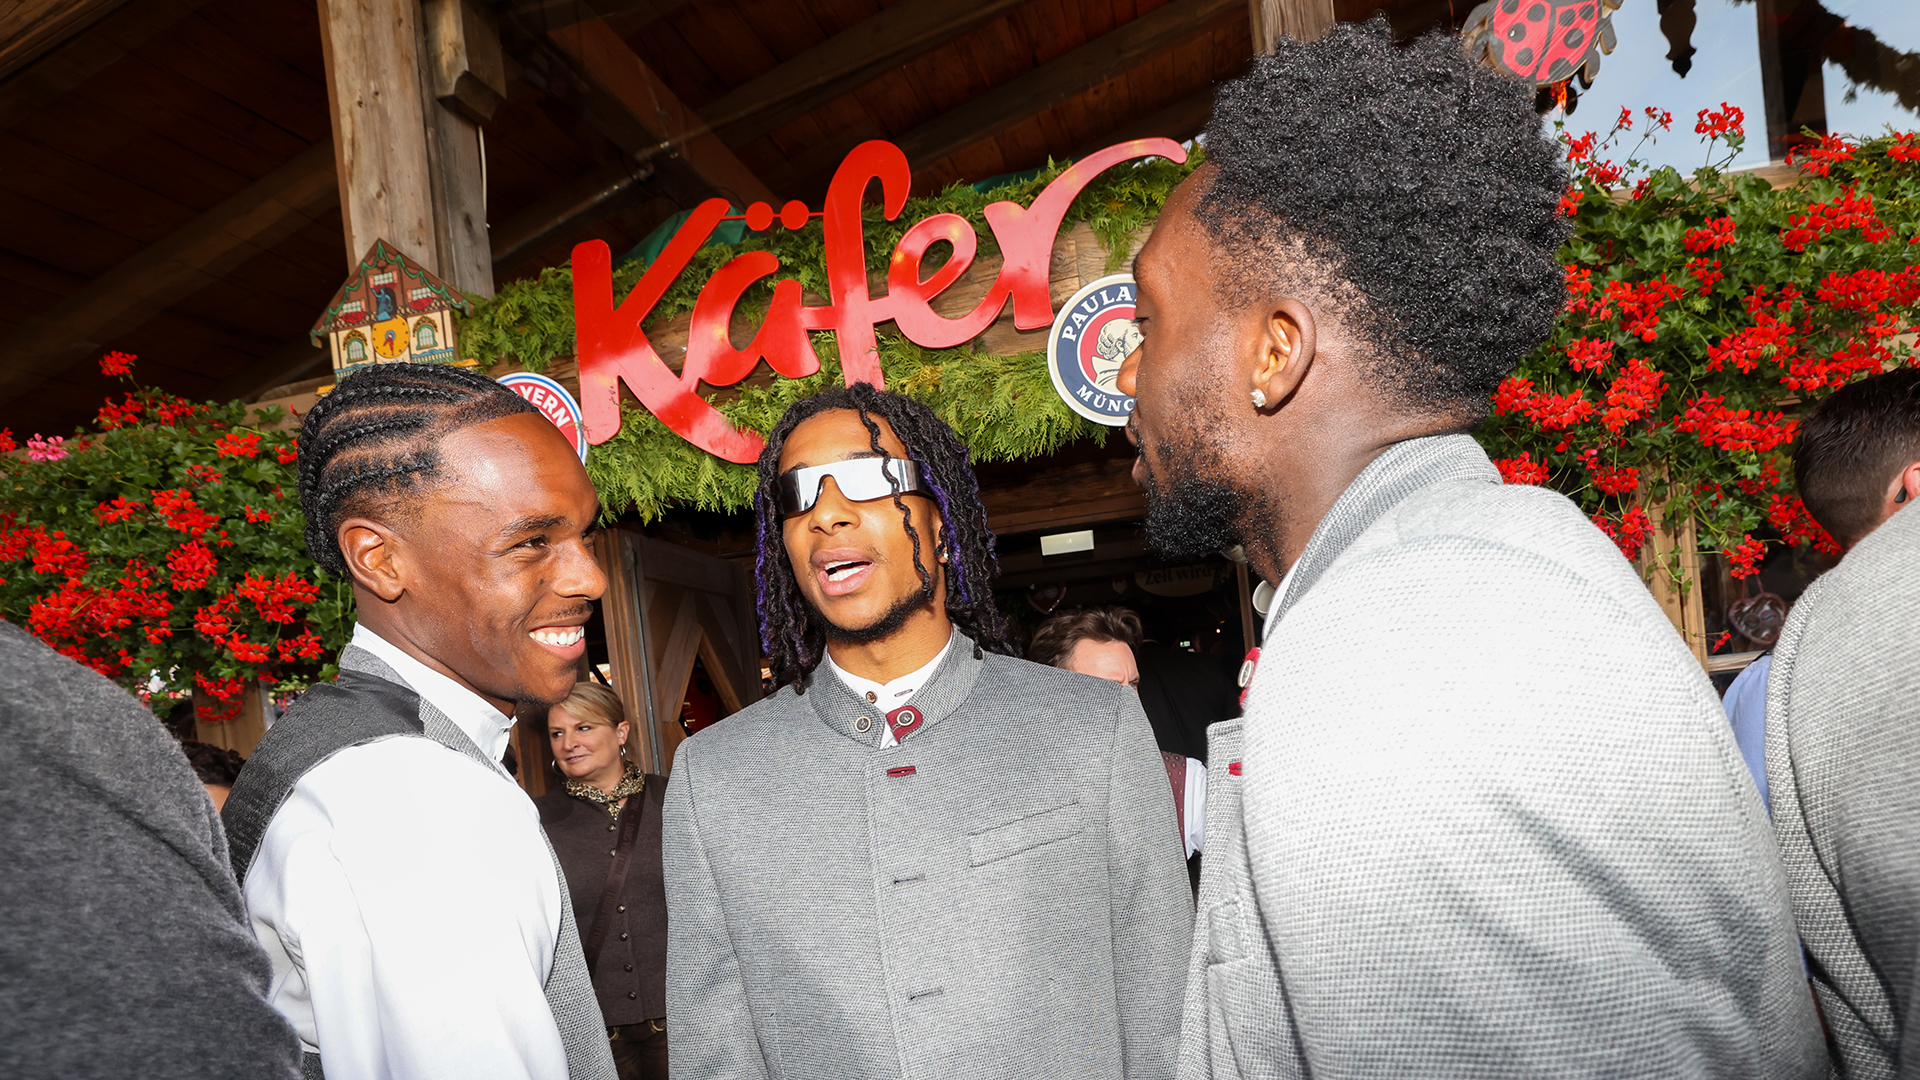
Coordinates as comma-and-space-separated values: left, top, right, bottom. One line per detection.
908, 448, 971, 604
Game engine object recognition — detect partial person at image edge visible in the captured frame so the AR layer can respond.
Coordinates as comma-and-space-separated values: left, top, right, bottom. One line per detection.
1766, 366, 1920, 1076
0, 619, 301, 1080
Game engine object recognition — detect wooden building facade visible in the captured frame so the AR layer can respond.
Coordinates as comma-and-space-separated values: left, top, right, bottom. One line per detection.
4, 0, 1909, 776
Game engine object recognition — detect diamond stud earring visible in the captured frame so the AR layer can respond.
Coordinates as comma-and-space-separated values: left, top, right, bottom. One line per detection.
1251, 388, 1268, 408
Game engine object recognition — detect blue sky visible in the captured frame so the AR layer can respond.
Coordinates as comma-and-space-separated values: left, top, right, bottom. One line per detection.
1544, 0, 1916, 173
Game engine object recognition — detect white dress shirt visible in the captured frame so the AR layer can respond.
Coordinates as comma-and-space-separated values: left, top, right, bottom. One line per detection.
242, 624, 569, 1080
1182, 759, 1207, 858
824, 633, 953, 748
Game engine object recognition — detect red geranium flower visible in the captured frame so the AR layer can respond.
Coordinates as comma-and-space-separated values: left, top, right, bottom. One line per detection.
151, 489, 220, 539
167, 541, 218, 591
94, 497, 144, 525
1495, 453, 1550, 485
214, 432, 261, 459
1725, 535, 1767, 578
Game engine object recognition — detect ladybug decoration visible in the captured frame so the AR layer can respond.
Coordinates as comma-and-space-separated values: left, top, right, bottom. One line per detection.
1463, 0, 1621, 91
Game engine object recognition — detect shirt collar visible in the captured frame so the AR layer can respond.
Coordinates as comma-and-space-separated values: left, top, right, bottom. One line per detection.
1262, 433, 1496, 638
349, 623, 517, 763
824, 631, 954, 709
806, 630, 980, 746
1261, 563, 1297, 643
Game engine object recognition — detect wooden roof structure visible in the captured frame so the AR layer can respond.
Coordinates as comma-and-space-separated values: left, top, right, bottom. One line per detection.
3, 0, 1885, 439
0, 0, 1284, 438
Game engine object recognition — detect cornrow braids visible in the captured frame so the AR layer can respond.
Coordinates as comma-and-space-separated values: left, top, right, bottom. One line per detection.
753, 383, 1013, 692
296, 362, 538, 577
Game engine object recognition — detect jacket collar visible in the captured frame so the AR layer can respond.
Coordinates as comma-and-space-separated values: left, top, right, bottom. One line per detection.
804, 630, 983, 747
1264, 433, 1498, 638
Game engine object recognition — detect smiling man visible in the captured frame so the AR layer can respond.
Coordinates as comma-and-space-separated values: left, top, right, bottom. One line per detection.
1116, 22, 1823, 1079
662, 383, 1192, 1080
222, 363, 617, 1080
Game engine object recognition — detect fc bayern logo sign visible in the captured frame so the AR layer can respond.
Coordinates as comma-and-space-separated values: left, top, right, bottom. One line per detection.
497, 372, 589, 462
1046, 274, 1140, 426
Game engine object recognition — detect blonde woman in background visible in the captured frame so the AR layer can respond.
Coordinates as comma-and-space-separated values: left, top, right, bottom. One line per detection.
535, 683, 668, 1080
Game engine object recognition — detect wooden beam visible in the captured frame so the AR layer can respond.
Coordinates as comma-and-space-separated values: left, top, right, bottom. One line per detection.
0, 140, 339, 404
0, 0, 131, 83
547, 18, 774, 205
419, 1, 499, 297
1068, 87, 1216, 160
211, 336, 332, 406
499, 0, 692, 30
317, 0, 439, 270
1248, 0, 1335, 52
703, 0, 1033, 149
484, 0, 1027, 244
0, 0, 214, 128
894, 0, 1243, 171
487, 159, 655, 271
597, 527, 667, 774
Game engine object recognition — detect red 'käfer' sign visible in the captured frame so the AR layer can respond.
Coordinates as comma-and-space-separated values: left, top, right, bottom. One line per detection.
572, 137, 1187, 463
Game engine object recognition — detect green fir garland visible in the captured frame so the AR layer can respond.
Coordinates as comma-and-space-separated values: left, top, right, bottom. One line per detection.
583, 337, 1110, 523
458, 151, 1199, 521
459, 150, 1203, 374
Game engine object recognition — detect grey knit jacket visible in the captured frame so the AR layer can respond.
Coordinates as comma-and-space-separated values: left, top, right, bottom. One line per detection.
0, 620, 301, 1080
1768, 502, 1920, 1079
663, 635, 1193, 1080
1181, 434, 1825, 1079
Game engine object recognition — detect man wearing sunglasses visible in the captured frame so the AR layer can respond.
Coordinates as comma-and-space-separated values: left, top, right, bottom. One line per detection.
661, 383, 1192, 1080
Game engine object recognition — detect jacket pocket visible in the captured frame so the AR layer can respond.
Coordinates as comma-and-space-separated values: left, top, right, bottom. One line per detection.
967, 801, 1084, 867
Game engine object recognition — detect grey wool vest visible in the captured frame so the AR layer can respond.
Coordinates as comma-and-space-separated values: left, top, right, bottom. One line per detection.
223, 646, 616, 1080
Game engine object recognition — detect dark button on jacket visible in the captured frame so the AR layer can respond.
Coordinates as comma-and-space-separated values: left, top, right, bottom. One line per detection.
536, 776, 668, 1025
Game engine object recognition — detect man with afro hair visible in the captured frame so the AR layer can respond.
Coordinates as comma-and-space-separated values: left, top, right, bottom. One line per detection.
1116, 20, 1824, 1078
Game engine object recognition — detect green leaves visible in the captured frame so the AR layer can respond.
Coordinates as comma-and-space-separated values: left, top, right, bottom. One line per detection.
0, 385, 345, 703
1485, 128, 1917, 579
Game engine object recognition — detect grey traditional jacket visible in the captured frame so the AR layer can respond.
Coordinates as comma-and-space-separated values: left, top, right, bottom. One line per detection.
1768, 503, 1920, 1079
663, 634, 1193, 1080
1181, 434, 1825, 1079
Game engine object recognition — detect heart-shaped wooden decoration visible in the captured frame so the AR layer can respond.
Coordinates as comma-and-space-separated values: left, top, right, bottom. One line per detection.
1028, 584, 1067, 614
1728, 591, 1788, 648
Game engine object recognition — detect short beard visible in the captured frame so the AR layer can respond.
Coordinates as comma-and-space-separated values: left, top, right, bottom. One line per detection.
1138, 417, 1258, 561
1142, 468, 1246, 561
812, 578, 938, 644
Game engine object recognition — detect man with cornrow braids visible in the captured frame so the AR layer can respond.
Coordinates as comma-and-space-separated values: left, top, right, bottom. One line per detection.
223, 362, 617, 1080
663, 383, 1192, 1080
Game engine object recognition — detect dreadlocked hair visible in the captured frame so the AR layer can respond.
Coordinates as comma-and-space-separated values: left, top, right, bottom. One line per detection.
296, 362, 538, 577
753, 383, 1013, 692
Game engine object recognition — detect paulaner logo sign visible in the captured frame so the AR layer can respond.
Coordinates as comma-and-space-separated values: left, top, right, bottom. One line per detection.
572, 138, 1187, 463
1046, 274, 1139, 426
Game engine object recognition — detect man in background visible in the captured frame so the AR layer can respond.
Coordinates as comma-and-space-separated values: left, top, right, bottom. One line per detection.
1030, 606, 1207, 866
1118, 20, 1822, 1077
664, 384, 1191, 1080
0, 622, 301, 1080
1768, 366, 1920, 1075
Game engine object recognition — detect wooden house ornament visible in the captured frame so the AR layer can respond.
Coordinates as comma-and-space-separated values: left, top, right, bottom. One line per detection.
311, 240, 472, 377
